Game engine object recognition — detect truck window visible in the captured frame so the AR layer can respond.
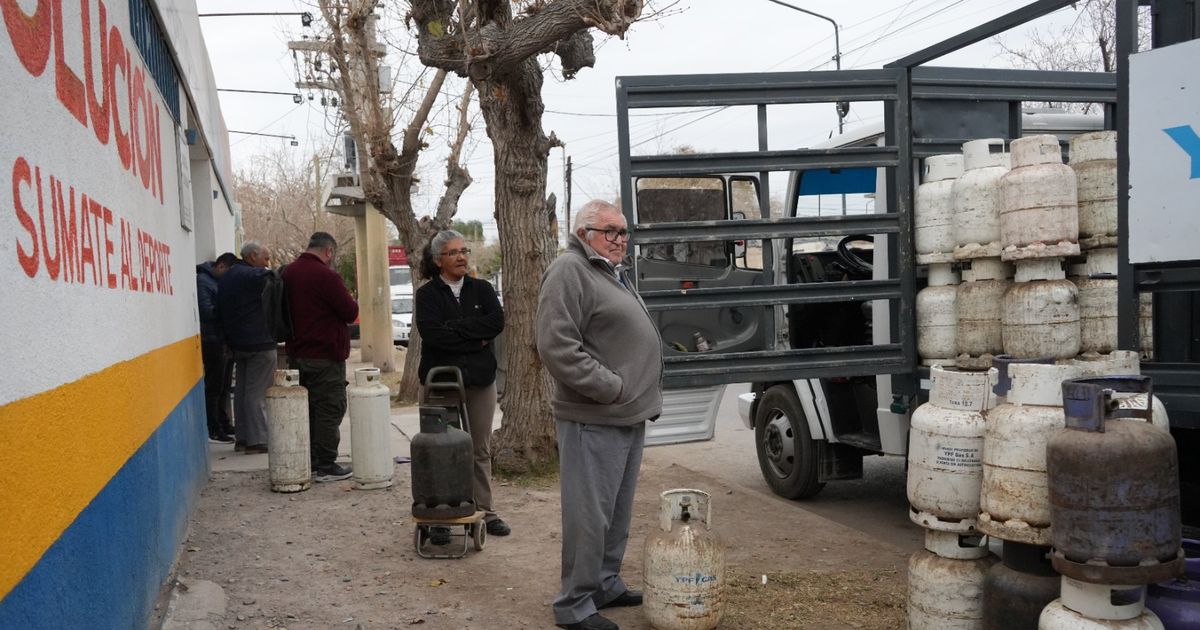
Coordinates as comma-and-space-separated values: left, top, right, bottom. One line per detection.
636, 177, 728, 269
730, 177, 762, 271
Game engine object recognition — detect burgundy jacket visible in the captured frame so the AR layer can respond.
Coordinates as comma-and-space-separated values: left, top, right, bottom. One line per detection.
282, 252, 359, 361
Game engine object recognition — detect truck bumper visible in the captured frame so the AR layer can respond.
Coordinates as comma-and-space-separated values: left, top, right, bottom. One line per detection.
737, 392, 756, 430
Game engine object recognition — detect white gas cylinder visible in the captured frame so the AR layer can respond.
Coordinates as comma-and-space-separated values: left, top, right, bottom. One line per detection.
979, 363, 1083, 545
952, 138, 1010, 260
266, 369, 311, 493
908, 366, 998, 532
917, 154, 965, 264
643, 489, 725, 630
956, 258, 1013, 370
1069, 351, 1170, 430
348, 367, 394, 490
918, 263, 959, 367
1070, 131, 1119, 251
908, 529, 997, 629
1038, 578, 1164, 629
1002, 258, 1080, 360
1070, 248, 1117, 355
999, 135, 1080, 261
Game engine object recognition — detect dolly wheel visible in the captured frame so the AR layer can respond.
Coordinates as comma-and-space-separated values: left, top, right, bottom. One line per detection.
472, 522, 486, 551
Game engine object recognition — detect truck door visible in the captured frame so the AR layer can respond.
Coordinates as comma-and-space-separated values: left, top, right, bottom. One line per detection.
616, 70, 918, 392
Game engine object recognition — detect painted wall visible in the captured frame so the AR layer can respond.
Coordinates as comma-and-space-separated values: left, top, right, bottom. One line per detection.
0, 1, 231, 627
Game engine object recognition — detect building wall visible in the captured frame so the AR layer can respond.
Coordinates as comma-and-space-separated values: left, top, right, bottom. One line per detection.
0, 1, 230, 627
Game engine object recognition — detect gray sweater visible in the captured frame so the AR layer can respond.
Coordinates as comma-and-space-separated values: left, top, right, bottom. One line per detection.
536, 236, 664, 426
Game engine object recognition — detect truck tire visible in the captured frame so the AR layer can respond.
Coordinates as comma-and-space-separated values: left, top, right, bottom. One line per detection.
754, 385, 824, 499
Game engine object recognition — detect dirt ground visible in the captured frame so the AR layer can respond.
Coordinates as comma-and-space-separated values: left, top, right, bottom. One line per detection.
168, 458, 909, 630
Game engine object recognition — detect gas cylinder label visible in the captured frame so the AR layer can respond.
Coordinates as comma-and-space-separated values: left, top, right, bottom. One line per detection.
935, 444, 981, 469
673, 572, 719, 584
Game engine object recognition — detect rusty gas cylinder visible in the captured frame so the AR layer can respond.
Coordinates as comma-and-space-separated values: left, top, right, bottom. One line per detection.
982, 542, 1059, 630
643, 489, 725, 630
1047, 376, 1184, 584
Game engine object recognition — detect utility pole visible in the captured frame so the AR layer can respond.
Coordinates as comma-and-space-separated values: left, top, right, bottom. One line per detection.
290, 2, 395, 372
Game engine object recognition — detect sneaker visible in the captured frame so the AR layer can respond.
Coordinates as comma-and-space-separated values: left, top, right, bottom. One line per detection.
314, 462, 353, 482
209, 432, 234, 444
429, 526, 452, 546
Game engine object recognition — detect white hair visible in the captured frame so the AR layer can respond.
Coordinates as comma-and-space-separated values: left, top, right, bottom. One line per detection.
240, 240, 266, 260
573, 199, 620, 234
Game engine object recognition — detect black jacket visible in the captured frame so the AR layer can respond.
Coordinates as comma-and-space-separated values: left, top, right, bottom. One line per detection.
196, 262, 222, 343
415, 275, 504, 387
216, 260, 274, 352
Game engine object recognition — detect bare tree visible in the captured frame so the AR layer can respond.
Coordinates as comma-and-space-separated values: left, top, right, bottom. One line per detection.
235, 148, 355, 263
314, 0, 477, 401
995, 0, 1149, 111
406, 0, 645, 473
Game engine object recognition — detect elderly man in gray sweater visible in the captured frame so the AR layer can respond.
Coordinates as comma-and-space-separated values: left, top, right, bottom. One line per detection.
536, 199, 664, 630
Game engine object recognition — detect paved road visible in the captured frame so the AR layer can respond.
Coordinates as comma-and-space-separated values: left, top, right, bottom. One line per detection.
641, 383, 924, 553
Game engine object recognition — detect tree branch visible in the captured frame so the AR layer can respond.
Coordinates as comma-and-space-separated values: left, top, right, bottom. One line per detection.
410, 0, 643, 80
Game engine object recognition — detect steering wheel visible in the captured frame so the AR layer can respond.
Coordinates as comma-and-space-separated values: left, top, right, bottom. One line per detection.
836, 234, 874, 277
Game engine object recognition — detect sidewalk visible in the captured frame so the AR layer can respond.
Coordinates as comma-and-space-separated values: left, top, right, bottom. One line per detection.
157, 355, 908, 630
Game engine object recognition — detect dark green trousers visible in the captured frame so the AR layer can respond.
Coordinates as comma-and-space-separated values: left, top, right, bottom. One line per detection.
290, 358, 347, 467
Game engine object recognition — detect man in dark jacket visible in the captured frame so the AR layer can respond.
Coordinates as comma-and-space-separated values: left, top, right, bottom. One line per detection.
282, 232, 359, 482
217, 241, 275, 454
197, 252, 238, 442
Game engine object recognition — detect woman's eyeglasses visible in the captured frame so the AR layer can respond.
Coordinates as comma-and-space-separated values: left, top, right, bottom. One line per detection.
585, 226, 630, 243
440, 248, 471, 257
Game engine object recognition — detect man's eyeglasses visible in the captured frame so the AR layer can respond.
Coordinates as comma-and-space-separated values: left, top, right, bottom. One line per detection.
440, 248, 471, 257
585, 226, 630, 243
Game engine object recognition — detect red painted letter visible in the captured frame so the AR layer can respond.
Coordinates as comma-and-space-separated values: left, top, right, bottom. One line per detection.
107, 27, 129, 169
12, 157, 40, 278
40, 174, 62, 280
82, 0, 109, 144
52, 0, 87, 126
0, 0, 51, 76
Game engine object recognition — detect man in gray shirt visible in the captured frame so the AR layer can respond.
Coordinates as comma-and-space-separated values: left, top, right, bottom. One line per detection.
536, 200, 664, 630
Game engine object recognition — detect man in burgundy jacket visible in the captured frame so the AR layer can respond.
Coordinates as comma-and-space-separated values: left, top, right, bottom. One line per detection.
282, 232, 359, 482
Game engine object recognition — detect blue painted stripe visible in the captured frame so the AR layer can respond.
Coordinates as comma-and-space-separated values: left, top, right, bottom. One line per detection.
0, 381, 208, 629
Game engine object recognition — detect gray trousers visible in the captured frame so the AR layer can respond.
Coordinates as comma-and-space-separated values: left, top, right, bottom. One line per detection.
553, 419, 645, 625
464, 383, 498, 521
233, 348, 276, 447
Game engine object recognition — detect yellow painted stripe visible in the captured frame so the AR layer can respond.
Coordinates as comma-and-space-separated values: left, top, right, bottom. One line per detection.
0, 337, 203, 600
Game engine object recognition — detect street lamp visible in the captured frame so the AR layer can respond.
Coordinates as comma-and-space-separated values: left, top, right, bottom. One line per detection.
763, 0, 845, 133
217, 88, 305, 104
229, 130, 300, 147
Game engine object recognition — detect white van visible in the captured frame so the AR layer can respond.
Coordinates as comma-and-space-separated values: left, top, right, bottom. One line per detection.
389, 266, 414, 346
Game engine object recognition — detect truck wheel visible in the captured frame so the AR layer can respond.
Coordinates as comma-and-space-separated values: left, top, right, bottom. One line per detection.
755, 385, 824, 499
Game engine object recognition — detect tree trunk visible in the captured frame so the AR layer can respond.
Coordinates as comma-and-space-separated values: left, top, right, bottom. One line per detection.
398, 325, 423, 403
478, 63, 559, 474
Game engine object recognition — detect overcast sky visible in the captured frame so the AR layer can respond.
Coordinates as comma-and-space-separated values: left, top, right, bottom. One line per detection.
197, 0, 1086, 242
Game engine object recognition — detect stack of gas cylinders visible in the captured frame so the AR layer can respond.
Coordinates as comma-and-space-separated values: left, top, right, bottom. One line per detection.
914, 132, 1155, 370
906, 128, 1186, 630
906, 365, 998, 628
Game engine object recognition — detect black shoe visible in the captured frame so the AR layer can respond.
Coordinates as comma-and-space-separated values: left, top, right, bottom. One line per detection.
557, 613, 618, 630
208, 432, 234, 444
599, 590, 643, 609
429, 526, 452, 546
234, 441, 246, 452
244, 443, 268, 454
314, 462, 352, 482
485, 518, 511, 536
